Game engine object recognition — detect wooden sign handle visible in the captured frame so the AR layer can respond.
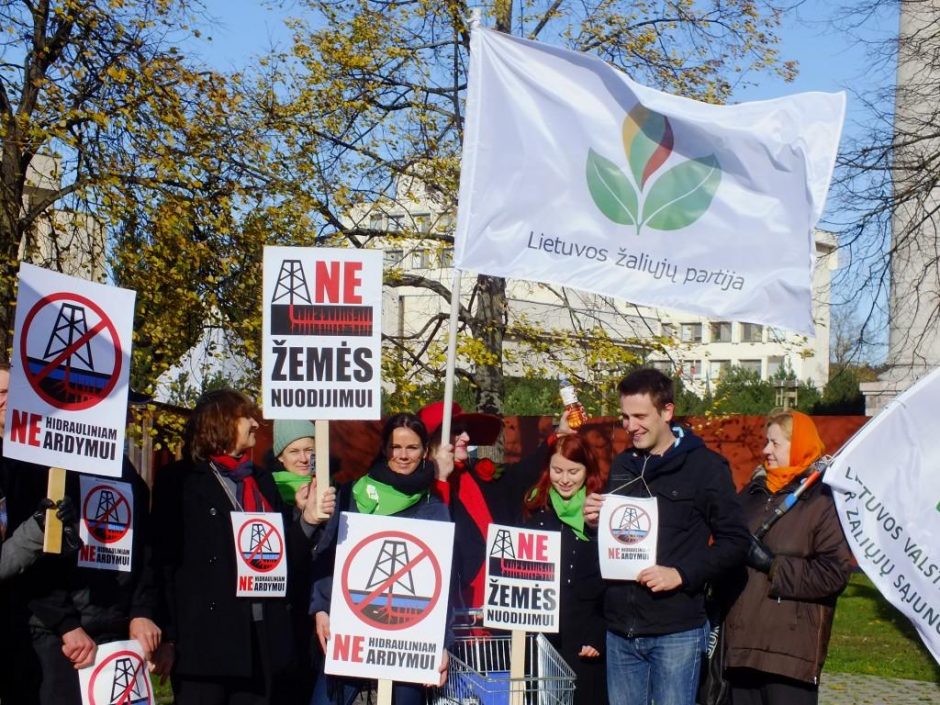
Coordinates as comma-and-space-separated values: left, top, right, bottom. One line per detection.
42, 467, 67, 554
315, 420, 330, 521
510, 629, 526, 705
377, 678, 392, 705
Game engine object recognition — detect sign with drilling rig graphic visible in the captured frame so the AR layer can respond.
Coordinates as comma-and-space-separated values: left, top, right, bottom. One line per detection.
262, 247, 382, 420
78, 640, 154, 705
598, 495, 659, 580
78, 476, 135, 573
483, 524, 561, 632
325, 512, 454, 684
3, 263, 135, 477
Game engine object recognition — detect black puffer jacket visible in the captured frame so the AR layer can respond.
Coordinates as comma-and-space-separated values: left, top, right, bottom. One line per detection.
603, 427, 748, 637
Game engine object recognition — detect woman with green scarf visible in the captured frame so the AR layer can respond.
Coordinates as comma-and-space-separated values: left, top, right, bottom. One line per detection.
309, 412, 449, 705
268, 419, 336, 704
521, 432, 608, 705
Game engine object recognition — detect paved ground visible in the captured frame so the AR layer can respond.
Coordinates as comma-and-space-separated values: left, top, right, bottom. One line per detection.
821, 672, 940, 704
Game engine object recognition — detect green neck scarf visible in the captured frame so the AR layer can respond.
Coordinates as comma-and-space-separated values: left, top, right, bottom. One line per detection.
549, 486, 588, 541
272, 471, 310, 504
352, 475, 425, 515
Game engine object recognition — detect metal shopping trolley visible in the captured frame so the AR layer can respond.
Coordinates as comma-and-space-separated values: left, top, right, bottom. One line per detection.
429, 611, 576, 705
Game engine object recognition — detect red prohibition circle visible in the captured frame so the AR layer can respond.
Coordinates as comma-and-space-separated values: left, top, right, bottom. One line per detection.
608, 503, 652, 546
237, 518, 284, 573
20, 292, 123, 411
341, 530, 442, 631
87, 650, 152, 705
82, 484, 132, 544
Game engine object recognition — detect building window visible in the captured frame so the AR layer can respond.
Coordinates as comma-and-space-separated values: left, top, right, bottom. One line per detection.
710, 322, 732, 342
438, 248, 453, 268
384, 249, 403, 268
739, 359, 762, 375
388, 214, 405, 231
741, 323, 763, 343
680, 323, 702, 343
680, 359, 701, 379
411, 249, 431, 269
767, 355, 785, 377
438, 214, 455, 232
708, 359, 729, 379
649, 360, 673, 375
415, 213, 431, 233
661, 322, 675, 339
368, 213, 384, 230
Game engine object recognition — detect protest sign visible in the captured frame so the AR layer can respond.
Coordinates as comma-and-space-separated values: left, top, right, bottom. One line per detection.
325, 512, 453, 684
78, 476, 134, 573
262, 247, 382, 420
78, 640, 154, 705
230, 511, 288, 597
483, 524, 560, 632
598, 495, 658, 580
4, 263, 134, 477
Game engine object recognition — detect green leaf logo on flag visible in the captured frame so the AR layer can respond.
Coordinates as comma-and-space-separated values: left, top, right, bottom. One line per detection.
587, 106, 721, 234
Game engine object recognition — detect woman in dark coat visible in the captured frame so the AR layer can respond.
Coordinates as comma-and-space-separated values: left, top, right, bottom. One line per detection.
150, 390, 333, 705
722, 410, 853, 705
521, 432, 608, 705
309, 412, 449, 705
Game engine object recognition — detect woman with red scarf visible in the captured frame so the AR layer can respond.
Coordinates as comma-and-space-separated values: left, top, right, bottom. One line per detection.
151, 390, 334, 705
722, 410, 853, 705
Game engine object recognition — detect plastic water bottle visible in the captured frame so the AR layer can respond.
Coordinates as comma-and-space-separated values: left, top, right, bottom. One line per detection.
559, 378, 587, 429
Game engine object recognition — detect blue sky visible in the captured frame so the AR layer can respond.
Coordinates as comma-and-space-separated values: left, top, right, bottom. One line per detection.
192, 2, 893, 98
190, 1, 896, 201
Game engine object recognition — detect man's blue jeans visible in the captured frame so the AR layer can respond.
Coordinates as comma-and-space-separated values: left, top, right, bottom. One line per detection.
606, 624, 708, 705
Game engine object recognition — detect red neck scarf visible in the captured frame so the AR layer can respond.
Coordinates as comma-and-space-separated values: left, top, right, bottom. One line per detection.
210, 454, 272, 512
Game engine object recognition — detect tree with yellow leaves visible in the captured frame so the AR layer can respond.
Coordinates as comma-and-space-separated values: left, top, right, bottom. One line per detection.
248, 0, 798, 415
0, 0, 265, 393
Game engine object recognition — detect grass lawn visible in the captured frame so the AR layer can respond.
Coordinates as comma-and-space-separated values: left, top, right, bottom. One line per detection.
827, 572, 940, 681
154, 679, 172, 705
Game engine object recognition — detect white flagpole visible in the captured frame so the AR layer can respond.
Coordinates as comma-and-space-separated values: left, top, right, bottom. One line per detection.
440, 8, 483, 439
440, 268, 462, 444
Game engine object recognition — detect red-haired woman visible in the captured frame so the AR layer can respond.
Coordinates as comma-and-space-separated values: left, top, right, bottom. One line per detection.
522, 433, 608, 705
151, 390, 334, 705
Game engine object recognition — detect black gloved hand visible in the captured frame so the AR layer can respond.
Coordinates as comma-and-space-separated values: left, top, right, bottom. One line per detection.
32, 497, 82, 551
745, 534, 775, 574
32, 497, 56, 531
55, 495, 78, 525
61, 523, 84, 554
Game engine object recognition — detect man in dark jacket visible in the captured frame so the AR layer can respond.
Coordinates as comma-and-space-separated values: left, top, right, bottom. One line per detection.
584, 368, 749, 705
0, 457, 159, 705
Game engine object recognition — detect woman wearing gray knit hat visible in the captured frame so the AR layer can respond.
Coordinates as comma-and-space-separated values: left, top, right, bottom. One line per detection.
272, 419, 317, 503
269, 418, 334, 704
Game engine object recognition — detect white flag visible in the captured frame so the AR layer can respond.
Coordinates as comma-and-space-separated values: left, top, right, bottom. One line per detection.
825, 367, 940, 665
454, 28, 845, 335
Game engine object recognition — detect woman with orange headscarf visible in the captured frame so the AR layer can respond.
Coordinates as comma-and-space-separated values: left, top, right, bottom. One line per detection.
721, 410, 854, 705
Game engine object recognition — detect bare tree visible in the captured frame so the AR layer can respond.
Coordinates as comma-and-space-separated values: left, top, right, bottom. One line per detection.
828, 0, 940, 383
